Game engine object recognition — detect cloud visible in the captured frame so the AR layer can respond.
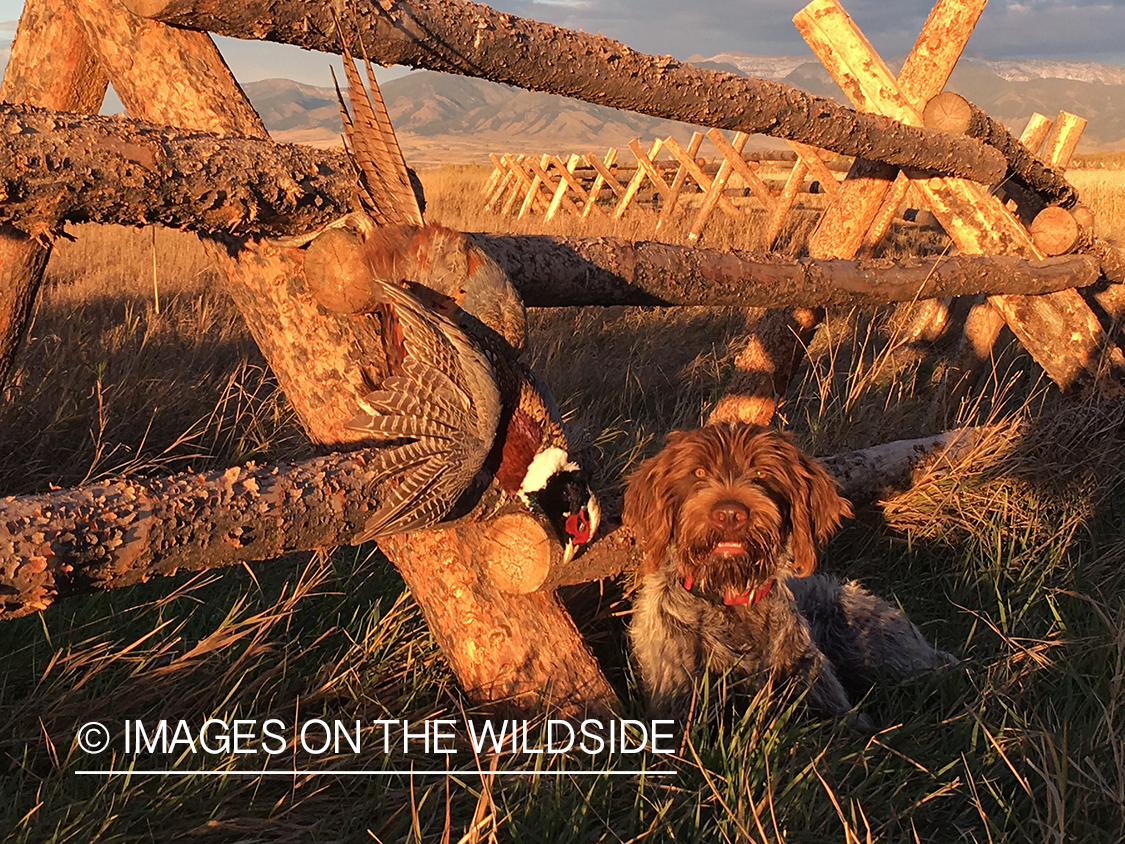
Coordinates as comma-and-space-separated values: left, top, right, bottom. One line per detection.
491, 0, 1125, 65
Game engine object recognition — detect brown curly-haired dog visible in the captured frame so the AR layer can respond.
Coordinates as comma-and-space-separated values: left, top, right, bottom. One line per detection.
625, 423, 954, 719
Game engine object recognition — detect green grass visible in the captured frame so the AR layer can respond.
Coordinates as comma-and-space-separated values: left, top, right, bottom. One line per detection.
2, 169, 1125, 840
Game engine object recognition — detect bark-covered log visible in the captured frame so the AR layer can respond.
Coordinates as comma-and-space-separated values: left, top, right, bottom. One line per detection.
0, 450, 392, 617
0, 447, 573, 619
0, 102, 358, 239
0, 426, 1002, 618
923, 91, 1079, 208
120, 0, 1007, 184
473, 235, 1103, 308
0, 0, 108, 389
376, 529, 616, 715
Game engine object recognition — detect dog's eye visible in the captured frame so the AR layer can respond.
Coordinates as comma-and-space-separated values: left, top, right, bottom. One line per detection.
694, 468, 707, 479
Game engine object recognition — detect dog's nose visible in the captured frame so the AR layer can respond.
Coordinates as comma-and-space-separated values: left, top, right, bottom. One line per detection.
710, 500, 749, 528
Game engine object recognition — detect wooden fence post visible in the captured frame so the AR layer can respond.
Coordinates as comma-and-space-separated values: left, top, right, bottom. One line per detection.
0, 0, 108, 389
797, 0, 1124, 396
582, 148, 619, 219
688, 131, 748, 242
656, 131, 704, 231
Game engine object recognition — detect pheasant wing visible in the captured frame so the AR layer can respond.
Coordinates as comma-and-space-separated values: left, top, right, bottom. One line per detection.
347, 279, 502, 540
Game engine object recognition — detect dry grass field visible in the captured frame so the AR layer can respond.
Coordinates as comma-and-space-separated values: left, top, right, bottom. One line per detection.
2, 164, 1125, 842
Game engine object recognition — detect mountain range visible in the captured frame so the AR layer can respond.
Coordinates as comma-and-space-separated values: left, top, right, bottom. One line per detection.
250, 53, 1125, 163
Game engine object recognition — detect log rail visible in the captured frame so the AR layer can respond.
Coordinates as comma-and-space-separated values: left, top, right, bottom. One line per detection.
0, 428, 993, 620
119, 0, 1009, 184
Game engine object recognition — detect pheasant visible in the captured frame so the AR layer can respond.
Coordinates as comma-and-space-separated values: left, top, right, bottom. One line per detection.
301, 34, 600, 562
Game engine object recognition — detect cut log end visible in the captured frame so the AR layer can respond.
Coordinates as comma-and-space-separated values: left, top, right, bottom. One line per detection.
1072, 204, 1096, 231
476, 512, 553, 594
1030, 206, 1080, 257
923, 91, 973, 135
304, 227, 378, 313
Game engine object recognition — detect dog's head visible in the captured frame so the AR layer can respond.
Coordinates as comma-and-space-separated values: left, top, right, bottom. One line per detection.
623, 424, 852, 598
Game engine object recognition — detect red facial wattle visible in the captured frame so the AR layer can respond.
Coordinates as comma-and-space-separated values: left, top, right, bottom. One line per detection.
565, 510, 592, 544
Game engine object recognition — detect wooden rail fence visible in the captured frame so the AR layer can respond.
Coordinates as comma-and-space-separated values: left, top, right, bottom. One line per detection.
4, 0, 1125, 720
483, 134, 855, 247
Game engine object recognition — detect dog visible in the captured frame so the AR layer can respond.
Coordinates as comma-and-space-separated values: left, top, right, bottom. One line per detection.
624, 423, 954, 720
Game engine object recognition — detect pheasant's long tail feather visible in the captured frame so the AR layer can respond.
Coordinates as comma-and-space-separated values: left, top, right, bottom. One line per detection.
334, 15, 423, 227
330, 65, 390, 227
357, 28, 423, 226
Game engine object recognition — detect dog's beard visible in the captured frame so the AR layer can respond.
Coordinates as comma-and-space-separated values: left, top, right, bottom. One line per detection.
677, 522, 782, 602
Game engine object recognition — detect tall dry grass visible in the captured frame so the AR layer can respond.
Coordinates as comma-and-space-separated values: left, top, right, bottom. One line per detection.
1, 164, 1124, 842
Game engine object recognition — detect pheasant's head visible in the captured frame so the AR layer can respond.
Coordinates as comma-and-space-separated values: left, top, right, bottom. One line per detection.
494, 385, 601, 564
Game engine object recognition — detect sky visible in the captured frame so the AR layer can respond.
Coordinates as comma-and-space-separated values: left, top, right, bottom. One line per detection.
2, 0, 1125, 90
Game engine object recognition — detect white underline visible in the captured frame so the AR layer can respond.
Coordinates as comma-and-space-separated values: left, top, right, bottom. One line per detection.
76, 769, 676, 777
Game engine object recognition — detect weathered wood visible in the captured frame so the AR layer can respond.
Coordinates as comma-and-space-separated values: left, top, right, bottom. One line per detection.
704, 129, 777, 213
376, 530, 614, 715
1042, 112, 1087, 172
0, 0, 109, 390
627, 138, 674, 201
582, 148, 619, 218
0, 449, 415, 618
656, 131, 704, 230
121, 0, 1007, 183
664, 134, 744, 218
484, 153, 519, 212
497, 154, 522, 216
546, 154, 588, 221
819, 427, 1000, 501
1020, 113, 1053, 157
789, 141, 839, 199
526, 154, 578, 219
499, 154, 535, 216
922, 91, 1078, 208
859, 172, 911, 254
1082, 239, 1125, 335
63, 0, 614, 715
797, 0, 1125, 396
615, 138, 662, 219
803, 0, 986, 261
0, 103, 360, 239
731, 0, 984, 431
481, 154, 505, 198
471, 235, 1101, 308
765, 154, 808, 249
518, 153, 552, 219
934, 112, 1062, 403
0, 110, 1102, 312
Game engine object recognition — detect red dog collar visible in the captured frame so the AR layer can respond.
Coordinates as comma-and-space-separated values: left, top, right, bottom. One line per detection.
682, 575, 774, 607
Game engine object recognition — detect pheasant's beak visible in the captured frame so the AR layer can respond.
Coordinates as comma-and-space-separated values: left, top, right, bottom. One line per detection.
562, 493, 601, 565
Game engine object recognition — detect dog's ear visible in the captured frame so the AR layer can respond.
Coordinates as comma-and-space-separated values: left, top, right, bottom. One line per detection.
623, 433, 687, 574
787, 450, 853, 578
